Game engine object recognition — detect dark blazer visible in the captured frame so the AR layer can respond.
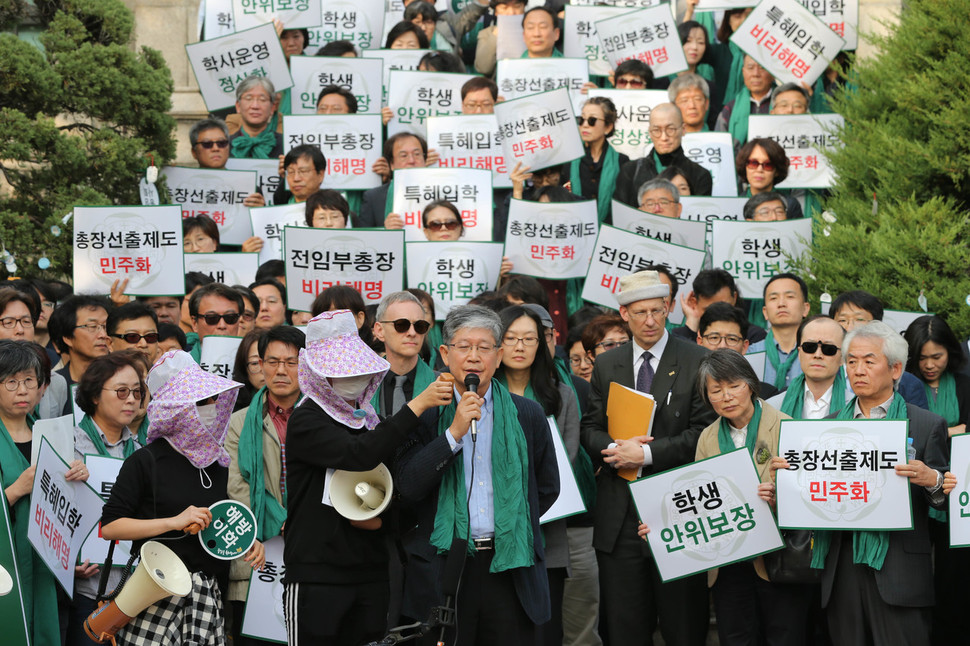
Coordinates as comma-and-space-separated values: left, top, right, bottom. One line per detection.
393, 390, 559, 624
820, 403, 948, 608
356, 182, 391, 228
580, 334, 716, 553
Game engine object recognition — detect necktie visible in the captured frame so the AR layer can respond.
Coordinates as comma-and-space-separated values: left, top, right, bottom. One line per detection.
391, 375, 407, 414
636, 351, 654, 393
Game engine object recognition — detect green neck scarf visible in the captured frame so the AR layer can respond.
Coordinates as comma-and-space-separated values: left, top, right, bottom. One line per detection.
0, 415, 60, 646
186, 331, 202, 363
230, 113, 279, 160
278, 88, 292, 116
811, 393, 908, 571
370, 359, 436, 416
569, 144, 620, 224
652, 149, 668, 175
727, 86, 752, 145
765, 330, 799, 390
717, 399, 762, 457
78, 416, 138, 459
724, 41, 745, 104
238, 387, 288, 541
925, 371, 959, 426
426, 324, 443, 370
384, 178, 395, 219
780, 368, 848, 418
430, 380, 534, 572
136, 415, 149, 447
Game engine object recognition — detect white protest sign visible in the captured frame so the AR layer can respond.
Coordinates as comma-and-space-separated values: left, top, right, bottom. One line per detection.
306, 0, 384, 51
682, 132, 738, 197
367, 49, 429, 105
582, 224, 706, 312
231, 0, 322, 30
495, 14, 526, 61
204, 0, 236, 39
595, 5, 687, 77
185, 252, 260, 286
73, 206, 184, 297
611, 200, 707, 251
748, 114, 843, 189
225, 158, 284, 199
427, 114, 511, 189
503, 199, 598, 279
731, 0, 845, 87
79, 455, 132, 567
541, 417, 587, 524
496, 58, 590, 112
680, 196, 747, 224
630, 448, 784, 582
882, 310, 931, 337
250, 203, 306, 265
406, 242, 504, 318
288, 55, 383, 114
564, 6, 629, 77
776, 419, 912, 530
199, 335, 244, 380
379, 0, 404, 46
797, 0, 858, 50
241, 536, 286, 642
391, 168, 494, 242
282, 114, 382, 190
186, 23, 293, 111
949, 435, 970, 547
163, 166, 258, 245
588, 88, 668, 159
387, 70, 476, 139
284, 227, 405, 311
30, 415, 75, 466
711, 218, 812, 298
572, 0, 663, 7
694, 0, 758, 10
494, 88, 584, 172
27, 439, 103, 597
744, 351, 767, 381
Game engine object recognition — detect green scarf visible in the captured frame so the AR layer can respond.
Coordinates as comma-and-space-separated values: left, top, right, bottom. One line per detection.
237, 387, 287, 541
230, 113, 279, 160
370, 359, 436, 416
569, 144, 620, 224
726, 86, 752, 145
426, 324, 443, 369
345, 190, 362, 223
0, 416, 60, 646
764, 330, 799, 390
135, 415, 149, 447
723, 41, 745, 104
810, 393, 908, 571
78, 416, 138, 459
925, 371, 959, 426
566, 278, 585, 316
384, 178, 395, 220
780, 368, 848, 418
747, 298, 767, 328
278, 88, 292, 116
430, 380, 534, 572
652, 149, 667, 175
717, 399, 762, 457
186, 331, 202, 363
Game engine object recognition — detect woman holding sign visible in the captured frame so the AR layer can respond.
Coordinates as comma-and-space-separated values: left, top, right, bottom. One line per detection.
569, 97, 629, 225
735, 138, 804, 219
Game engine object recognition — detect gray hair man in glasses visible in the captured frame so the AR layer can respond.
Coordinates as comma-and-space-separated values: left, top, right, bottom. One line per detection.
372, 291, 435, 418
767, 315, 848, 419
637, 177, 683, 219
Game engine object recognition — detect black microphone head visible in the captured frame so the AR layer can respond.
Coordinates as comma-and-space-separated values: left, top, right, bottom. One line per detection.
463, 373, 480, 393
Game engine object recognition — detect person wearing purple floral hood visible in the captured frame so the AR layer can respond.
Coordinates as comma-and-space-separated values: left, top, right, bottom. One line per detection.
282, 309, 452, 646
102, 350, 265, 646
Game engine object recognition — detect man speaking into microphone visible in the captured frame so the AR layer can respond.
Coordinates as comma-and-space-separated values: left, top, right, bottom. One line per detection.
394, 305, 560, 645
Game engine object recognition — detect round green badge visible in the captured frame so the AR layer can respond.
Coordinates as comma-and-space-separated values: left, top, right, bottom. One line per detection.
199, 499, 257, 560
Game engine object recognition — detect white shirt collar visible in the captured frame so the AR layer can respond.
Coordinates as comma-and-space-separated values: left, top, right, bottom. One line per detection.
633, 330, 668, 366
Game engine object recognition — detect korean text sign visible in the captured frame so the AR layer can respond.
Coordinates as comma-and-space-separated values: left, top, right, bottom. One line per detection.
595, 5, 687, 77
231, 0, 323, 30
386, 70, 476, 139
306, 0, 384, 51
427, 114, 511, 189
611, 200, 708, 251
711, 218, 812, 298
948, 434, 970, 547
406, 242, 504, 319
587, 88, 668, 159
747, 114, 844, 189
503, 198, 599, 280
163, 166, 258, 245
282, 114, 382, 191
493, 88, 584, 172
288, 55, 382, 115
391, 168, 494, 242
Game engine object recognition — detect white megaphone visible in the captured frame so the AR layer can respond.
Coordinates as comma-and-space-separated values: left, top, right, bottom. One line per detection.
330, 463, 394, 521
0, 563, 12, 597
84, 541, 192, 646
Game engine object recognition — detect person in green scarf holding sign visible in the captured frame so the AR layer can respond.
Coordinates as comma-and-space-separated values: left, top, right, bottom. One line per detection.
228, 77, 284, 161
569, 97, 629, 225
394, 305, 560, 644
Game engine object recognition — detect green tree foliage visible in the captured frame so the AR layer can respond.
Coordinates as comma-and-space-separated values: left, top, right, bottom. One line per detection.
798, 0, 970, 336
0, 0, 175, 276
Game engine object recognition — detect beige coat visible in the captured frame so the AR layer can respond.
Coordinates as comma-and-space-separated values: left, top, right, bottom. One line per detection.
695, 400, 789, 586
225, 404, 284, 602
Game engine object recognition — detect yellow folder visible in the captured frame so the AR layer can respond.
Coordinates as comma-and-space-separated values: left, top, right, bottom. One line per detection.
606, 382, 657, 481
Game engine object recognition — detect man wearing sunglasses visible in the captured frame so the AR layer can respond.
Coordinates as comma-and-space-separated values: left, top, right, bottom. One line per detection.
767, 315, 847, 419
372, 292, 435, 419
107, 302, 160, 363
188, 117, 265, 208
188, 284, 245, 357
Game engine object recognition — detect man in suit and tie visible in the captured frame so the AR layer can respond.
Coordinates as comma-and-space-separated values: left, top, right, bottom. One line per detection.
581, 269, 716, 645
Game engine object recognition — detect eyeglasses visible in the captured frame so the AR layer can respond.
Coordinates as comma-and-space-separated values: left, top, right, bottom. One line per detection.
746, 159, 776, 171
800, 341, 840, 356
447, 343, 497, 354
773, 100, 807, 112
596, 339, 629, 352
195, 140, 229, 150
425, 220, 461, 232
263, 358, 300, 369
702, 332, 744, 347
3, 377, 37, 391
0, 316, 33, 329
569, 354, 594, 367
194, 312, 241, 325
754, 207, 787, 219
649, 125, 681, 138
627, 307, 667, 321
102, 386, 144, 401
708, 383, 748, 403
247, 360, 262, 374
462, 101, 494, 111
286, 167, 318, 179
576, 116, 602, 127
503, 336, 540, 347
242, 311, 256, 322
641, 198, 674, 211
381, 318, 432, 334
615, 77, 646, 88
75, 323, 107, 333
111, 332, 159, 344
41, 301, 55, 311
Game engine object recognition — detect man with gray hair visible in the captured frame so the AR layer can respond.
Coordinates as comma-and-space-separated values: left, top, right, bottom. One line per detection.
394, 304, 559, 644
229, 75, 283, 159
668, 73, 711, 133
637, 177, 683, 218
188, 117, 265, 207
372, 291, 435, 418
613, 103, 713, 207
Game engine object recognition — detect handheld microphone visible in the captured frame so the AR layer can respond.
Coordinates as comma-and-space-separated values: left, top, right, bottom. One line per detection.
464, 373, 480, 442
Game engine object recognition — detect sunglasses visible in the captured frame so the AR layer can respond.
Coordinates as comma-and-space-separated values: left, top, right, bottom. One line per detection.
381, 318, 431, 334
194, 312, 241, 326
196, 140, 229, 149
425, 220, 461, 231
746, 159, 775, 171
800, 341, 839, 356
102, 387, 144, 401
111, 332, 159, 344
576, 116, 601, 127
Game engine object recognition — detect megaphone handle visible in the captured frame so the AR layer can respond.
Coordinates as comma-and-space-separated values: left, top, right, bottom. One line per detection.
184, 523, 202, 535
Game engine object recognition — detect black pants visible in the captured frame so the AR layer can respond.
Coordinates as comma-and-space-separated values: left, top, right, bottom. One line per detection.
711, 561, 813, 646
284, 580, 389, 646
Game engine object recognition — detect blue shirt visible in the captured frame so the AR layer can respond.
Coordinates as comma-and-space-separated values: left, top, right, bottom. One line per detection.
446, 385, 495, 538
748, 337, 803, 388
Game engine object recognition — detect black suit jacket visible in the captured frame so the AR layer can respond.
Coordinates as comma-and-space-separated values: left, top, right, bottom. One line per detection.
393, 390, 559, 624
580, 334, 716, 553
356, 183, 390, 228
820, 403, 948, 608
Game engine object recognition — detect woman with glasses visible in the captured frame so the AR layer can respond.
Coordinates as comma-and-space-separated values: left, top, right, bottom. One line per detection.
232, 329, 268, 413
581, 314, 631, 360
570, 97, 629, 225
421, 200, 464, 241
69, 352, 147, 645
234, 286, 260, 337
735, 138, 804, 219
182, 215, 220, 254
